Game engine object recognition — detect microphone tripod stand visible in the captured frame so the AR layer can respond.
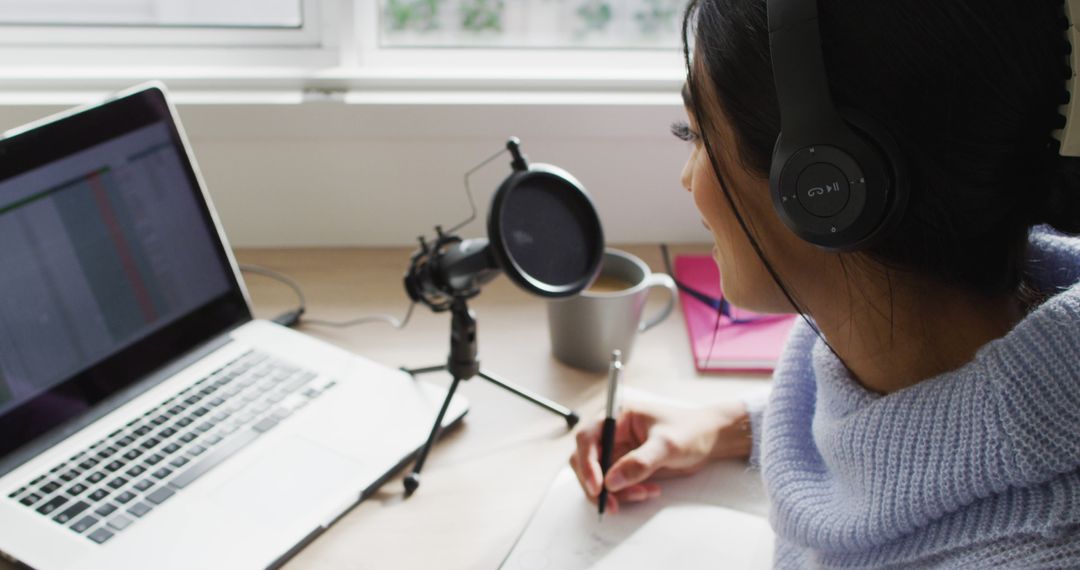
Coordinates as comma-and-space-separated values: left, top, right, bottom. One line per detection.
401, 297, 579, 496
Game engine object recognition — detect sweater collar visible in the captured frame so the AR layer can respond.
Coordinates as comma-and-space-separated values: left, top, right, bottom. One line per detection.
765, 229, 1080, 550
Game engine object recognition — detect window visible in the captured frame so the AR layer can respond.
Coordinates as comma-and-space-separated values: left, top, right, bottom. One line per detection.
0, 0, 328, 52
0, 0, 686, 97
0, 0, 303, 27
379, 0, 686, 49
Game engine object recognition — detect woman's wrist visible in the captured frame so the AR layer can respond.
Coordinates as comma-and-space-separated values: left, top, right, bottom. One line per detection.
708, 400, 753, 461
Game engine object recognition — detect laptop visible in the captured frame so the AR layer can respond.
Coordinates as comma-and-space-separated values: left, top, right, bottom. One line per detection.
0, 83, 468, 569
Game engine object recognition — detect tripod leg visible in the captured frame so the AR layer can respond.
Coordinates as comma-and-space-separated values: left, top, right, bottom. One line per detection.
477, 370, 579, 429
400, 364, 448, 377
404, 376, 463, 497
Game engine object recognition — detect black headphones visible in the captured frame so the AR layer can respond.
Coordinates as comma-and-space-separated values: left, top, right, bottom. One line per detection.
766, 0, 908, 251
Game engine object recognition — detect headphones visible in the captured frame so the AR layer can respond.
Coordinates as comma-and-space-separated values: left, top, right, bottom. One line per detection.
766, 0, 908, 251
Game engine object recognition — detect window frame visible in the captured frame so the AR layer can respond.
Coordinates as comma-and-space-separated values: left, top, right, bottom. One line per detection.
0, 0, 327, 47
0, 0, 687, 99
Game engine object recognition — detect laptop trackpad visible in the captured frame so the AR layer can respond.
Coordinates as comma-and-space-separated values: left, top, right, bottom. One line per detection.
211, 435, 363, 525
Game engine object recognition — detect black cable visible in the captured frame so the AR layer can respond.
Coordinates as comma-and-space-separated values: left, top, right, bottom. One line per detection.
239, 264, 307, 327
238, 263, 414, 330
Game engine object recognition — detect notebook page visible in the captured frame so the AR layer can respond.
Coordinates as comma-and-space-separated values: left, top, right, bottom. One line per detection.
501, 460, 774, 570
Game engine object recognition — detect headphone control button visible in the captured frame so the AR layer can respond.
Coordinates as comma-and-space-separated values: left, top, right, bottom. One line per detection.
796, 163, 851, 218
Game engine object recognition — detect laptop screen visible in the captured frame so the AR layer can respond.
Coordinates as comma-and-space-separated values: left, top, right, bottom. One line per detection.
0, 86, 250, 461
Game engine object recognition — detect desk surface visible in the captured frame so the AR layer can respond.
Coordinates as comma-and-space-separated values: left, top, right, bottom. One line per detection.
4, 244, 772, 570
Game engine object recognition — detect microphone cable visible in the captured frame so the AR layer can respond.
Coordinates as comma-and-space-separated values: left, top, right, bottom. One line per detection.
238, 263, 415, 330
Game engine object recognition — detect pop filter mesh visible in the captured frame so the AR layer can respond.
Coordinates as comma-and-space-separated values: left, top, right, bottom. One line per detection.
498, 175, 600, 287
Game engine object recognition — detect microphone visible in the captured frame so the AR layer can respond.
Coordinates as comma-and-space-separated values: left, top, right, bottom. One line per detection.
404, 138, 604, 312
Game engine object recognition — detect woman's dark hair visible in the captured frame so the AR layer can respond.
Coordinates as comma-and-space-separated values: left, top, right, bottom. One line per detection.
682, 0, 1080, 298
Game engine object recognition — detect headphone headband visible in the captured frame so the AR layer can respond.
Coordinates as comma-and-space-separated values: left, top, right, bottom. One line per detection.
768, 0, 845, 142
766, 0, 908, 251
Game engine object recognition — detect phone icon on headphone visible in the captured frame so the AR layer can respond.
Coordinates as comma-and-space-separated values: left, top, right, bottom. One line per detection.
807, 182, 840, 198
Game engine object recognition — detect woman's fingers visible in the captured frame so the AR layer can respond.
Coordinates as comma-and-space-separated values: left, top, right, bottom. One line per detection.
614, 482, 662, 503
571, 420, 604, 497
605, 434, 672, 493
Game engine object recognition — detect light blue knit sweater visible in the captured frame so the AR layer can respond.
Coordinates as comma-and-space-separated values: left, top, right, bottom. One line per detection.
749, 229, 1080, 568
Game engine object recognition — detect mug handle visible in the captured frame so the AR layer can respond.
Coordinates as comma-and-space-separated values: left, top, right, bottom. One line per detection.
639, 273, 678, 332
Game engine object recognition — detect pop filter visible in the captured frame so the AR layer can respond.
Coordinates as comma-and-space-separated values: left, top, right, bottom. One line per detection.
405, 139, 604, 310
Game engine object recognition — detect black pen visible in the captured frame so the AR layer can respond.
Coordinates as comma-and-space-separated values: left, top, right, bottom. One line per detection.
598, 349, 621, 521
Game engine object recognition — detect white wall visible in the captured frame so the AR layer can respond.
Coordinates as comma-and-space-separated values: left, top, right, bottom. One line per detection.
0, 98, 708, 248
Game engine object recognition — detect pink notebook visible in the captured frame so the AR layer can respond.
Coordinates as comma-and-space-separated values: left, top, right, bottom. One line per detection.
673, 255, 797, 373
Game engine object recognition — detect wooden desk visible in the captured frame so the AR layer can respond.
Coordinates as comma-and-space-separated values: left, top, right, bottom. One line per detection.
2, 244, 771, 570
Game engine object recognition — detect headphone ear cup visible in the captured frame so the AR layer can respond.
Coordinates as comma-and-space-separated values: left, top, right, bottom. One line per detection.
838, 109, 910, 245
769, 111, 908, 251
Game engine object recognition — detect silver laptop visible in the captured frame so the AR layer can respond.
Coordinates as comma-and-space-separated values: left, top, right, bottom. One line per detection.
0, 83, 468, 569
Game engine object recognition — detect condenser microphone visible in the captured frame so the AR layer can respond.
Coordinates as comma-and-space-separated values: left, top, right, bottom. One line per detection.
404, 138, 605, 312
400, 138, 602, 495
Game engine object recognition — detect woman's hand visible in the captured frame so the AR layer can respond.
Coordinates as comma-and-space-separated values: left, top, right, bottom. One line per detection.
568, 397, 752, 514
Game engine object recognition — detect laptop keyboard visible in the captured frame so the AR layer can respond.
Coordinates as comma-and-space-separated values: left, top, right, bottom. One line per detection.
5, 350, 337, 545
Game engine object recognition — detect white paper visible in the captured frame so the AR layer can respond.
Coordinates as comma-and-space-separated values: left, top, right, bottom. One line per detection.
501, 461, 774, 570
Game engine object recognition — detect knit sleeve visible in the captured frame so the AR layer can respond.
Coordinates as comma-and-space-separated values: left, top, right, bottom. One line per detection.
741, 387, 770, 468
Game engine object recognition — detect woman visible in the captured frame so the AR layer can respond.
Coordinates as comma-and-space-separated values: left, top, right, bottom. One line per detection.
569, 0, 1080, 567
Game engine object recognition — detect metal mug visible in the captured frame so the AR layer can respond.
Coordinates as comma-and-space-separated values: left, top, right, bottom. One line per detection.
547, 249, 677, 371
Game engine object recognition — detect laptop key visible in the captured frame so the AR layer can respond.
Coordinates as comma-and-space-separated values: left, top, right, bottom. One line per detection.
78, 458, 99, 471
159, 427, 177, 438
122, 449, 143, 461
39, 481, 61, 494
127, 502, 152, 518
169, 456, 189, 469
145, 454, 164, 466
19, 493, 42, 506
134, 479, 154, 492
7, 486, 25, 498
53, 501, 89, 524
162, 443, 181, 455
188, 445, 207, 457
115, 491, 136, 504
141, 437, 162, 449
126, 465, 146, 478
88, 527, 115, 544
116, 435, 135, 448
252, 416, 279, 433
107, 514, 133, 531
66, 483, 88, 496
94, 503, 118, 517
152, 468, 172, 480
179, 433, 197, 443
146, 487, 174, 505
70, 515, 98, 534
37, 495, 68, 515
87, 471, 106, 484
88, 489, 110, 502
170, 428, 258, 489
107, 477, 128, 490
105, 460, 125, 472
59, 470, 81, 482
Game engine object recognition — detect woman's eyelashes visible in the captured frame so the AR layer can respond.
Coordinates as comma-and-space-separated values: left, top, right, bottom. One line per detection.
671, 121, 698, 143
